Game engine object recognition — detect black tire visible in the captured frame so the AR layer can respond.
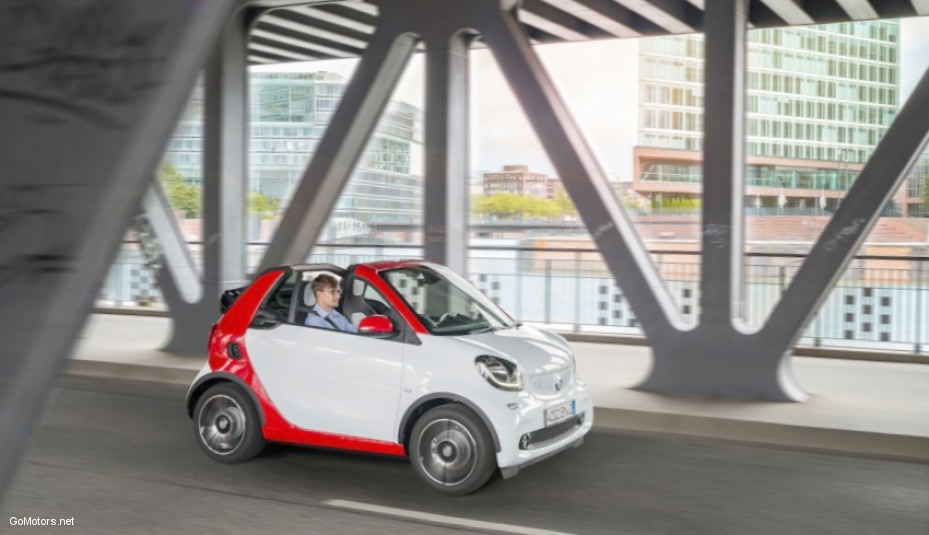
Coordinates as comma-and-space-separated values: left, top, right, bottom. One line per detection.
409, 404, 497, 496
193, 383, 266, 463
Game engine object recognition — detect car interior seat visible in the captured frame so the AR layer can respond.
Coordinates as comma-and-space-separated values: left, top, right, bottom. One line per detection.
293, 276, 320, 325
341, 279, 372, 327
341, 278, 392, 327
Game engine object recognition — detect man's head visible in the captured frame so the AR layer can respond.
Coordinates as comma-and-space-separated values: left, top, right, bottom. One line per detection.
311, 274, 342, 312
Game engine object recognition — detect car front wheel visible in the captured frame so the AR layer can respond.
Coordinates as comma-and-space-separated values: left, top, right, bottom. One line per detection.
193, 383, 265, 463
409, 405, 497, 495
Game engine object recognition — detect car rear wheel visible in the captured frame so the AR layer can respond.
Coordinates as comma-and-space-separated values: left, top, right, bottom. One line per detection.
194, 383, 265, 463
409, 405, 497, 495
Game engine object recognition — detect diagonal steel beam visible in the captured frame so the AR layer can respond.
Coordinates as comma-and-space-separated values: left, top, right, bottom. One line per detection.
254, 20, 365, 55
538, 0, 642, 37
762, 63, 929, 348
612, 0, 697, 33
251, 35, 344, 60
834, 0, 879, 19
295, 3, 376, 35
250, 41, 326, 61
259, 13, 369, 49
270, 8, 372, 44
749, 0, 790, 26
522, 0, 616, 38
315, 2, 379, 27
259, 24, 417, 270
521, 23, 565, 42
700, 0, 747, 326
141, 180, 202, 305
479, 1, 682, 336
758, 0, 815, 24
250, 48, 305, 63
0, 0, 238, 504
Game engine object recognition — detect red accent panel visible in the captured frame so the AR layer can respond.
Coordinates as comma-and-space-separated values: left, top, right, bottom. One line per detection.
262, 423, 406, 456
208, 269, 284, 372
352, 264, 428, 334
208, 268, 406, 458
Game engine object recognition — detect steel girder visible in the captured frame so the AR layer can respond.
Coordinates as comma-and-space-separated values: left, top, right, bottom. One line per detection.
423, 30, 474, 275
256, 0, 480, 271
637, 0, 929, 401
252, 0, 929, 402
142, 181, 203, 307
0, 0, 241, 503
258, 14, 417, 270
247, 0, 929, 64
152, 9, 254, 354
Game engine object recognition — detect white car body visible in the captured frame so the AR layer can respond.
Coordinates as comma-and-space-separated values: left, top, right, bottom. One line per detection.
188, 260, 593, 493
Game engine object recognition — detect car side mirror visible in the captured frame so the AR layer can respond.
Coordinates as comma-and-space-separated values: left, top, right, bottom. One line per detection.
358, 314, 395, 337
251, 308, 280, 329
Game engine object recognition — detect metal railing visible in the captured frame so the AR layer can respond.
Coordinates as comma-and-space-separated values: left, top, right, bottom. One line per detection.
98, 242, 928, 354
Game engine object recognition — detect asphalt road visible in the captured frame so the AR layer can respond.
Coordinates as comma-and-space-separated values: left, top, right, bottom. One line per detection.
1, 377, 926, 535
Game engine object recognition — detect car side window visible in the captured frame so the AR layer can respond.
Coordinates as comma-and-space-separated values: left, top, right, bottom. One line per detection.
258, 270, 296, 324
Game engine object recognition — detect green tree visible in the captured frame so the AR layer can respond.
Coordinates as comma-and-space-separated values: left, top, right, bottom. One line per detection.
554, 191, 577, 217
159, 163, 201, 218
472, 193, 564, 220
521, 195, 560, 219
249, 192, 281, 220
476, 193, 524, 219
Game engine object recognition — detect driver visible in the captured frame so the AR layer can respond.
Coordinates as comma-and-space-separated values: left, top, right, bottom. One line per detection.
304, 274, 357, 333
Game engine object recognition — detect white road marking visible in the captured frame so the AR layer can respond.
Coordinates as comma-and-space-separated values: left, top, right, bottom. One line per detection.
324, 499, 579, 535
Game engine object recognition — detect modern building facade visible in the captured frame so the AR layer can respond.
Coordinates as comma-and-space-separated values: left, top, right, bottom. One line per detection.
165, 71, 424, 226
635, 21, 919, 215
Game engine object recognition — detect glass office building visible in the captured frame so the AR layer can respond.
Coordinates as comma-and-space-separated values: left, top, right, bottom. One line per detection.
166, 71, 423, 224
635, 21, 917, 214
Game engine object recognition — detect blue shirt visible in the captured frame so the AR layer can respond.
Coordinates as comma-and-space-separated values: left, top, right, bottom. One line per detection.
304, 304, 358, 333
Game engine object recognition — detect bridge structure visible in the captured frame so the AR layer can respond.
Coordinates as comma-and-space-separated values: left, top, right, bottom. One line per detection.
1, 0, 928, 503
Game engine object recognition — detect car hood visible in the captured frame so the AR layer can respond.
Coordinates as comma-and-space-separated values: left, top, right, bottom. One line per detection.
454, 325, 572, 375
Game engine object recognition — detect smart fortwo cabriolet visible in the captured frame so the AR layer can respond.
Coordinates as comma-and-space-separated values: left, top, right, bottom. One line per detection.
187, 260, 592, 495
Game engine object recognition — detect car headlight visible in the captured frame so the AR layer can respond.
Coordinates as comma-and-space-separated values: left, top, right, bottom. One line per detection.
475, 355, 522, 392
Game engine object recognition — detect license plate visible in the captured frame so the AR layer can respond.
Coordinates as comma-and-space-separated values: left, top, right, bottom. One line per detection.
544, 400, 576, 427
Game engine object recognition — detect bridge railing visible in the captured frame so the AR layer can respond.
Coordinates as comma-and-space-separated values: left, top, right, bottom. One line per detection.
98, 242, 928, 355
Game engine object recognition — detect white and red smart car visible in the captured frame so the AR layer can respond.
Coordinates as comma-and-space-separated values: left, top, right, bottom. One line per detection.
187, 260, 593, 495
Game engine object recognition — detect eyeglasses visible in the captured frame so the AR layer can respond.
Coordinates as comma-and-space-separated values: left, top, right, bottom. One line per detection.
324, 289, 342, 295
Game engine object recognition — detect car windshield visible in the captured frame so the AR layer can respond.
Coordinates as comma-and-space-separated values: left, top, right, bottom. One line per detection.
382, 265, 517, 336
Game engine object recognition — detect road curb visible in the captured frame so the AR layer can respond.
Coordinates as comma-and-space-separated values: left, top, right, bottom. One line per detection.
591, 407, 929, 462
65, 359, 929, 463
66, 360, 197, 386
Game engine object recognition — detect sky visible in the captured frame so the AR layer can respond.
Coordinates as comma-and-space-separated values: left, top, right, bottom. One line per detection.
254, 16, 929, 181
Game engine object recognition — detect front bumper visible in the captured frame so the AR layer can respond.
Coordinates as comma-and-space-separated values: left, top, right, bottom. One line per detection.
491, 382, 594, 476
